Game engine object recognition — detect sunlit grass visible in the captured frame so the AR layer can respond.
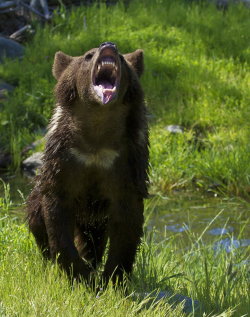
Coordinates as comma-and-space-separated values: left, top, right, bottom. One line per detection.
0, 0, 249, 195
0, 208, 249, 316
1, 181, 249, 316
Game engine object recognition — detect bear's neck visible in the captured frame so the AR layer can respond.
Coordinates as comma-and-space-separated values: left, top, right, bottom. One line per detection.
71, 101, 128, 152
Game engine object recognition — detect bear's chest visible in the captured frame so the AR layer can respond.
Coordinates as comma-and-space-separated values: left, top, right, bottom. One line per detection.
61, 149, 121, 205
70, 147, 120, 170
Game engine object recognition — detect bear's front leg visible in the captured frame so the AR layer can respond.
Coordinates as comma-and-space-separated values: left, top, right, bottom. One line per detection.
43, 195, 91, 281
102, 195, 144, 287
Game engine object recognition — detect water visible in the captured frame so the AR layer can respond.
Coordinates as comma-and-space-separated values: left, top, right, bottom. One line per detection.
145, 191, 250, 252
1, 175, 250, 253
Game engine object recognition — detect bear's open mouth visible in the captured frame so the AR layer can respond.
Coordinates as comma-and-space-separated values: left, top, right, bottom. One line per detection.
93, 48, 120, 105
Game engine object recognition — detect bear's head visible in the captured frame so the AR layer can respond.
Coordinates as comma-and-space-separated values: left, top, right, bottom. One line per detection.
52, 42, 144, 107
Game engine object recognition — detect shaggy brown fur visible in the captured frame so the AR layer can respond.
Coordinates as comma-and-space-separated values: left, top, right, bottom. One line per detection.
27, 42, 149, 286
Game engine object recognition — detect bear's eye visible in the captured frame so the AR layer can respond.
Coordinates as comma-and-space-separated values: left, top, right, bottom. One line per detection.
85, 53, 94, 61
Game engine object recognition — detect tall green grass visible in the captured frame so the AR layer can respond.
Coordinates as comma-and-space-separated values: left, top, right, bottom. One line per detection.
0, 206, 249, 316
0, 178, 11, 211
1, 177, 249, 316
0, 0, 249, 196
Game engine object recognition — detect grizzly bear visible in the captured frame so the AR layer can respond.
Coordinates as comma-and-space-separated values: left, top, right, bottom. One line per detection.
27, 42, 149, 287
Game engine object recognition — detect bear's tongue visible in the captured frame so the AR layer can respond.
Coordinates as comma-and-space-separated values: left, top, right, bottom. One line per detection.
95, 81, 116, 105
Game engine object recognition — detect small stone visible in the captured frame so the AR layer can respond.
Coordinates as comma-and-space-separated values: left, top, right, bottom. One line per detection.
22, 152, 43, 176
165, 125, 184, 134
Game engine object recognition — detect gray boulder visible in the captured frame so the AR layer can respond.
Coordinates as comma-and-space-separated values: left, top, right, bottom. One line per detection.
0, 36, 24, 62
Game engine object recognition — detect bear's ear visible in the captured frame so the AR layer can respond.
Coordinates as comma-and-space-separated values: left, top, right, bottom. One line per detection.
52, 51, 73, 80
124, 49, 144, 77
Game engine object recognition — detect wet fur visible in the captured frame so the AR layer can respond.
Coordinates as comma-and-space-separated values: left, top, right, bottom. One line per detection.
27, 45, 149, 286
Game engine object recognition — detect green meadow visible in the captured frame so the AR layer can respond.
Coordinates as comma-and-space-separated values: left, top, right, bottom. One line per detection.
0, 0, 250, 316
0, 0, 249, 196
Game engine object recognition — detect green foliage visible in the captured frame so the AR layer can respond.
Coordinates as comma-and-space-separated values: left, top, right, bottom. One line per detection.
0, 0, 250, 196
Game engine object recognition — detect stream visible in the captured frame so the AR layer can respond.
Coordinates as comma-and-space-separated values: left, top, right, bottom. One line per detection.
145, 191, 250, 255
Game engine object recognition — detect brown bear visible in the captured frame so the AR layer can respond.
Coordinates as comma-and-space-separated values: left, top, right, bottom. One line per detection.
27, 42, 149, 287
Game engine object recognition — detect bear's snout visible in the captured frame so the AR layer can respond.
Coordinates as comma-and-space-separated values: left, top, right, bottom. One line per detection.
99, 42, 117, 50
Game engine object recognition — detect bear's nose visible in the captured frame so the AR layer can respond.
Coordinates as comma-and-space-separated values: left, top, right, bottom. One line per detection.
99, 42, 117, 49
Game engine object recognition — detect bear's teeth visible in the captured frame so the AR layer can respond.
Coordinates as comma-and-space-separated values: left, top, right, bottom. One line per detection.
101, 61, 115, 67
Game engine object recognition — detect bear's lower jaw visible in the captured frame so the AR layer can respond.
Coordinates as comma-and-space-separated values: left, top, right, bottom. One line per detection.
93, 83, 118, 105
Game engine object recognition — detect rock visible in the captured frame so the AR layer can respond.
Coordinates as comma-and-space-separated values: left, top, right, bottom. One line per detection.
134, 290, 202, 314
165, 125, 184, 134
0, 81, 14, 102
0, 36, 24, 62
22, 152, 43, 176
0, 81, 14, 92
